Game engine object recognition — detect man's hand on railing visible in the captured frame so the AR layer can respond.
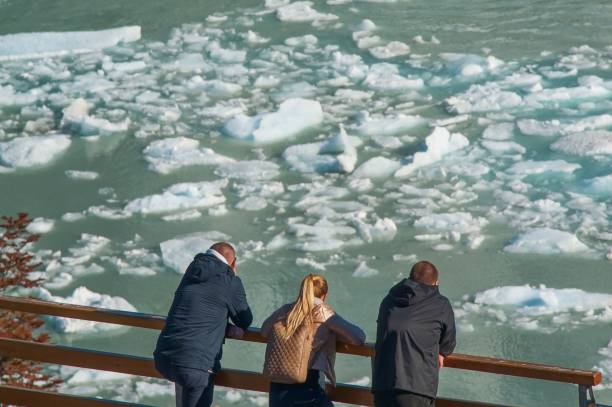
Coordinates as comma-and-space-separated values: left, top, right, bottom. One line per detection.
226, 325, 245, 339
439, 354, 445, 369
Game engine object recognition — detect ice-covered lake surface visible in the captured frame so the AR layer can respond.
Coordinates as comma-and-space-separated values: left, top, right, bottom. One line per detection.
1, 0, 611, 405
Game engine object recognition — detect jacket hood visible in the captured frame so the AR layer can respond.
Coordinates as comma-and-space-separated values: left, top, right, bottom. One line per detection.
389, 278, 439, 307
186, 253, 231, 282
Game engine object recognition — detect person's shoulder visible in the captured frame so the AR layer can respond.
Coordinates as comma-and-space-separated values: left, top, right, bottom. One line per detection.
313, 303, 335, 322
436, 293, 454, 311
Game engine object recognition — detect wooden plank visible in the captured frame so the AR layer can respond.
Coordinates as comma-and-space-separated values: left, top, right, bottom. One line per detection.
0, 295, 602, 386
0, 295, 165, 330
0, 338, 503, 407
0, 385, 152, 407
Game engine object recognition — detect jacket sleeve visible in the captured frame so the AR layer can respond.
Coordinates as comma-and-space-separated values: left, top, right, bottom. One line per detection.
328, 313, 366, 346
227, 276, 253, 329
439, 301, 456, 357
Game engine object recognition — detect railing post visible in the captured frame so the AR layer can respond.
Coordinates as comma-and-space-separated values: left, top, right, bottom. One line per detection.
578, 384, 597, 407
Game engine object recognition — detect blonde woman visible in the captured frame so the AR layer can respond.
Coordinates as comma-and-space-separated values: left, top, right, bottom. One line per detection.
261, 274, 366, 407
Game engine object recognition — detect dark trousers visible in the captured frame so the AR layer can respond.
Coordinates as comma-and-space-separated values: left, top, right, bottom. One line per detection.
155, 355, 215, 407
374, 391, 435, 407
269, 369, 334, 407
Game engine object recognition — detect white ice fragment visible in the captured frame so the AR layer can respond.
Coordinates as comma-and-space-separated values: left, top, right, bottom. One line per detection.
0, 135, 71, 169
446, 83, 522, 114
440, 53, 504, 77
482, 140, 526, 155
551, 131, 612, 156
507, 160, 581, 178
363, 63, 424, 92
504, 228, 590, 254
395, 127, 469, 177
356, 112, 426, 137
160, 231, 230, 273
352, 261, 379, 278
415, 212, 487, 234
125, 180, 227, 215
369, 41, 410, 59
352, 217, 397, 243
26, 218, 55, 234
161, 210, 202, 222
235, 196, 268, 211
353, 157, 401, 179
38, 287, 137, 333
223, 98, 323, 143
482, 122, 514, 140
62, 98, 129, 136
66, 170, 99, 180
474, 285, 612, 313
143, 137, 234, 174
0, 26, 141, 61
215, 160, 280, 180
585, 174, 612, 196
276, 1, 339, 23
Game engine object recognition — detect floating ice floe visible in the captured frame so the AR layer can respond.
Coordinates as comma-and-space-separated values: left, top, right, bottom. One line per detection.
0, 135, 71, 169
283, 126, 360, 174
596, 340, 612, 389
356, 112, 426, 137
0, 85, 42, 108
352, 157, 401, 179
445, 83, 522, 114
26, 218, 55, 234
160, 231, 230, 273
352, 261, 379, 278
62, 98, 130, 136
415, 212, 488, 235
369, 41, 410, 59
440, 53, 504, 78
507, 160, 581, 178
482, 122, 515, 140
504, 228, 590, 254
351, 216, 397, 243
124, 180, 227, 215
215, 160, 280, 180
143, 137, 234, 174
223, 98, 323, 143
395, 127, 469, 177
276, 1, 339, 23
458, 284, 612, 333
550, 131, 612, 157
584, 174, 612, 197
0, 26, 141, 61
37, 286, 137, 333
289, 218, 360, 252
65, 170, 99, 180
363, 63, 425, 93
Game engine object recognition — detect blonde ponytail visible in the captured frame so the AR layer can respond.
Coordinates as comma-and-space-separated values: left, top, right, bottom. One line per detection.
280, 274, 328, 340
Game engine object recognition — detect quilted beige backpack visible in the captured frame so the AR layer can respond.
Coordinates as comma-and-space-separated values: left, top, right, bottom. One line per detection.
263, 309, 316, 384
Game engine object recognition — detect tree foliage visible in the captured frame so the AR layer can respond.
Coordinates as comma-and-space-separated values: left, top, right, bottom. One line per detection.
0, 213, 61, 390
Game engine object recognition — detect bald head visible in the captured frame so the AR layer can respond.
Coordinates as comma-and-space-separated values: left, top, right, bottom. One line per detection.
409, 261, 439, 286
210, 242, 236, 266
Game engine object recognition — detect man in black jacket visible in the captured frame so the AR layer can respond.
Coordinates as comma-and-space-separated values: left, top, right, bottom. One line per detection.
373, 261, 456, 407
154, 242, 253, 407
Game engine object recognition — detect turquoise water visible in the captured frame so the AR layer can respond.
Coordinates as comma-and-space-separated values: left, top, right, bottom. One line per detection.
1, 1, 611, 406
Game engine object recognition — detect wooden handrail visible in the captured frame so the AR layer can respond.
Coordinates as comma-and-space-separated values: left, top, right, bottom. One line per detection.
0, 385, 153, 407
0, 338, 509, 407
0, 295, 601, 386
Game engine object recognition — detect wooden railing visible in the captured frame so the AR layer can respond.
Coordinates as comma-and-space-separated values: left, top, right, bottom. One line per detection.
0, 295, 603, 407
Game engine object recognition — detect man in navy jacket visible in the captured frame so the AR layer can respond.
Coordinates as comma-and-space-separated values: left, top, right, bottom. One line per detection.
154, 242, 252, 407
373, 261, 456, 407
